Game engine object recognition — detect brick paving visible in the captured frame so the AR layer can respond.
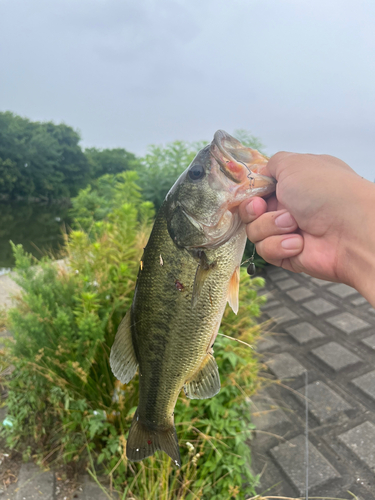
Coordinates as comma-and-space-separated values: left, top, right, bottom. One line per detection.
251, 266, 375, 498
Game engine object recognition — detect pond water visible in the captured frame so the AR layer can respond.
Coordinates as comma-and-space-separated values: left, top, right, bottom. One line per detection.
0, 202, 72, 271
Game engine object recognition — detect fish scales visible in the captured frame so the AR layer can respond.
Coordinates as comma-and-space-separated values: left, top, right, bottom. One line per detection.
110, 130, 276, 465
133, 203, 246, 425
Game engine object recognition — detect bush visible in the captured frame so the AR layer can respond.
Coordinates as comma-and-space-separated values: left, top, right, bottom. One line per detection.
2, 172, 266, 499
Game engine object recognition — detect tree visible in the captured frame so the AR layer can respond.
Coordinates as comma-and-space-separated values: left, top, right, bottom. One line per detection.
84, 147, 140, 179
0, 112, 90, 199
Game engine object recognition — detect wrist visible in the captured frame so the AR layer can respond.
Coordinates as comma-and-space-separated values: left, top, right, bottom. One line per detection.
343, 178, 375, 306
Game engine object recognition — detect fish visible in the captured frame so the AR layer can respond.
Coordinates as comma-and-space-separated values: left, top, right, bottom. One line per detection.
110, 130, 276, 466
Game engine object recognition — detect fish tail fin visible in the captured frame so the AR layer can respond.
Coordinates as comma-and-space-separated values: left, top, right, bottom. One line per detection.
127, 410, 181, 467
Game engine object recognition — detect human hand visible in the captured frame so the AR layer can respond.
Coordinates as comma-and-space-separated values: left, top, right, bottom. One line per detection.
239, 152, 375, 304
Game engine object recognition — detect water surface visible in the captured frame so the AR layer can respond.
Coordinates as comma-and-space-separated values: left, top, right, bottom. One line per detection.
0, 202, 71, 270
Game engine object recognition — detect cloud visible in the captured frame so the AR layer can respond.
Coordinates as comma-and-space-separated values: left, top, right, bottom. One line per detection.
0, 0, 374, 179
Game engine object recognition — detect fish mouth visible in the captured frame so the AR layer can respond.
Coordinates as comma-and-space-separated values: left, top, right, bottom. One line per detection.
210, 130, 276, 197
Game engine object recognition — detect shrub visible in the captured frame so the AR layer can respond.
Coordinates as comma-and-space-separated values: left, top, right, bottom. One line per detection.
2, 175, 266, 499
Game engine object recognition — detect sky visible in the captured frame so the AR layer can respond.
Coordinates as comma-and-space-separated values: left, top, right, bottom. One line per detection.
0, 0, 374, 180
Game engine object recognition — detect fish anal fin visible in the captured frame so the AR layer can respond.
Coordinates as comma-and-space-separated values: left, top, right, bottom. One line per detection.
110, 310, 138, 384
184, 352, 220, 399
227, 266, 240, 314
127, 410, 181, 467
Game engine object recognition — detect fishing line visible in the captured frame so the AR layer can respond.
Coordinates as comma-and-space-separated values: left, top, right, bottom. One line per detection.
217, 332, 253, 349
305, 369, 309, 500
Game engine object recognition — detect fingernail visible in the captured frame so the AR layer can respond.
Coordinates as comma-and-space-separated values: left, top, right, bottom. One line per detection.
275, 212, 295, 229
246, 200, 256, 216
281, 237, 302, 250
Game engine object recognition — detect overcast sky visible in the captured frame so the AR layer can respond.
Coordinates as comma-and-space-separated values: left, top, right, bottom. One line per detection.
0, 0, 374, 180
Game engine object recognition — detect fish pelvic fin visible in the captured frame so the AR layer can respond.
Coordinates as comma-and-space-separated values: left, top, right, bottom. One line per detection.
184, 352, 221, 399
110, 309, 138, 384
227, 266, 240, 315
127, 411, 181, 467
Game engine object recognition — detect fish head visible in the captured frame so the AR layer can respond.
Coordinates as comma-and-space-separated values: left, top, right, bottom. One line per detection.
166, 130, 276, 249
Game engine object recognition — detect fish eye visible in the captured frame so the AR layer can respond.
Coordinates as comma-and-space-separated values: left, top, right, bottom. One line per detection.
188, 164, 205, 182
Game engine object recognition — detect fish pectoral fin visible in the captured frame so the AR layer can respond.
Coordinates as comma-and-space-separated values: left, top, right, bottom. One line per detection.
127, 410, 181, 467
227, 266, 240, 315
191, 264, 210, 307
184, 352, 221, 399
110, 310, 138, 384
191, 252, 217, 307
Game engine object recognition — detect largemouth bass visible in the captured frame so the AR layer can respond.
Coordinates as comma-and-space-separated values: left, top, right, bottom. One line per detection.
110, 130, 275, 466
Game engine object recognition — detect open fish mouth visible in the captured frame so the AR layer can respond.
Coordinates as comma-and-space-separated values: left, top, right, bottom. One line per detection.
210, 130, 276, 196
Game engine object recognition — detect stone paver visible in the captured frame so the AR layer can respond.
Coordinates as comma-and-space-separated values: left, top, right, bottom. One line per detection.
256, 336, 279, 352
352, 371, 375, 402
266, 352, 306, 379
361, 335, 375, 350
251, 397, 290, 431
268, 270, 290, 281
328, 283, 358, 298
285, 322, 324, 344
352, 296, 368, 306
70, 475, 118, 500
253, 267, 375, 498
261, 299, 281, 310
275, 278, 299, 291
311, 341, 362, 372
339, 421, 375, 470
270, 435, 340, 495
266, 306, 298, 324
297, 381, 352, 423
326, 312, 370, 334
15, 463, 54, 500
303, 298, 337, 315
286, 286, 315, 302
310, 277, 332, 286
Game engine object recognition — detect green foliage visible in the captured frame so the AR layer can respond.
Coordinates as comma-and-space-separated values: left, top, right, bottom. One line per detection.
69, 171, 154, 233
0, 111, 90, 199
136, 140, 207, 211
85, 147, 140, 179
69, 140, 202, 229
3, 229, 265, 498
3, 231, 265, 499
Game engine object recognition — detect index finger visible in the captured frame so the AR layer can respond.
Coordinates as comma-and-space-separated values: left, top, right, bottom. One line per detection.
263, 151, 296, 180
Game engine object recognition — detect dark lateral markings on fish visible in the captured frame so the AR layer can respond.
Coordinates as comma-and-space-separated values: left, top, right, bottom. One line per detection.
110, 130, 276, 466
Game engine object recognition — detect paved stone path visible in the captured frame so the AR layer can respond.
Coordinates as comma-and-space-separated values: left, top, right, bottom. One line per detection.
251, 266, 375, 499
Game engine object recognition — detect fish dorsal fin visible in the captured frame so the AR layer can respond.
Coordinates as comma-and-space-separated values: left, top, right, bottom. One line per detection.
110, 310, 138, 384
184, 352, 221, 399
227, 266, 240, 314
